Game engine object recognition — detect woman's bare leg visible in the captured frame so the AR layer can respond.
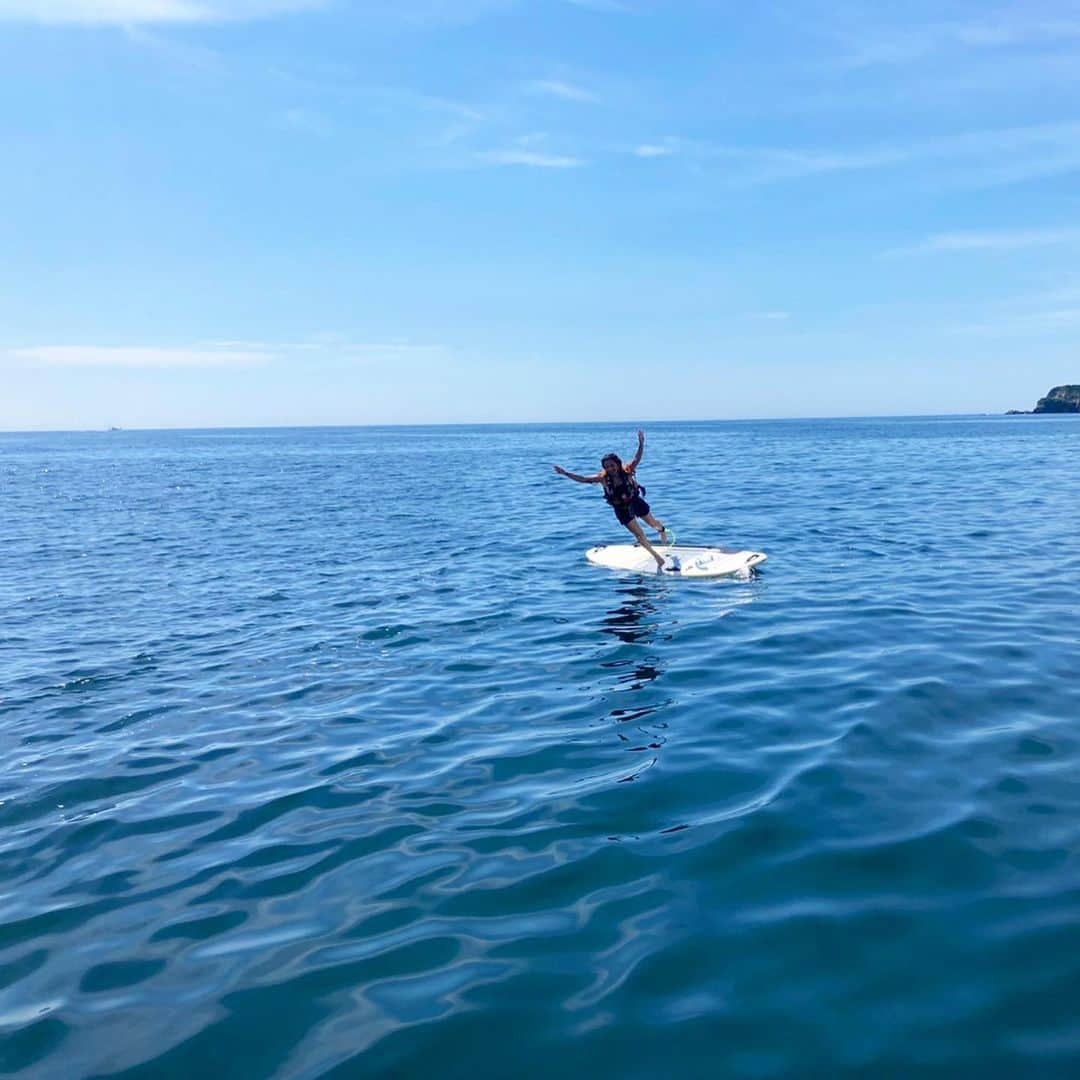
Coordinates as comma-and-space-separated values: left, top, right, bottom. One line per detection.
627, 519, 665, 568
641, 513, 669, 543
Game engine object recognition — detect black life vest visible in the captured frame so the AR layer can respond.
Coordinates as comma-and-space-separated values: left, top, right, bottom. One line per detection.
602, 468, 642, 507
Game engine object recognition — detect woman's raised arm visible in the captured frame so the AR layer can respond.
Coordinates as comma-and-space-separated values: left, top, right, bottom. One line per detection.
553, 465, 602, 484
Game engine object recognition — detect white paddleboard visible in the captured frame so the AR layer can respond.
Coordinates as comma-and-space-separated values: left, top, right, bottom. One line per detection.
586, 544, 767, 578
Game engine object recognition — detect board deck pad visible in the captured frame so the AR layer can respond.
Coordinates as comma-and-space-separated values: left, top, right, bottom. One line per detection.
585, 544, 767, 578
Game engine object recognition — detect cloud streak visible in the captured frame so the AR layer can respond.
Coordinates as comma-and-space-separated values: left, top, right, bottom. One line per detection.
685, 122, 1080, 189
634, 140, 678, 158
530, 79, 600, 104
477, 149, 582, 168
835, 13, 1080, 68
7, 340, 448, 368
561, 0, 633, 11
887, 226, 1080, 257
12, 345, 271, 368
0, 0, 324, 24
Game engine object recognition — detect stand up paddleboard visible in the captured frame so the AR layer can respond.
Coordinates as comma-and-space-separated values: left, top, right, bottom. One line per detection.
586, 544, 766, 578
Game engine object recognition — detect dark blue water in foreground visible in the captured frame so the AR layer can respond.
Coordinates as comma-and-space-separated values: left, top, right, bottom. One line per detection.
3, 417, 1080, 1077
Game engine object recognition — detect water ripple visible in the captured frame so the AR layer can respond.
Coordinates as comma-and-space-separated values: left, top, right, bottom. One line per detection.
2, 418, 1080, 1077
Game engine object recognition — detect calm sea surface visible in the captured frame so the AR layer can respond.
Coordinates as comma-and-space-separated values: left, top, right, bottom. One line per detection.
2, 417, 1080, 1078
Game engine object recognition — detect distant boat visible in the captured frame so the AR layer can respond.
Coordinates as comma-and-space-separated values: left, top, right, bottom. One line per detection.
107, 426, 123, 431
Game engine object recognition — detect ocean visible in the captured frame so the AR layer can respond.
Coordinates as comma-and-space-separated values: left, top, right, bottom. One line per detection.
2, 416, 1079, 1077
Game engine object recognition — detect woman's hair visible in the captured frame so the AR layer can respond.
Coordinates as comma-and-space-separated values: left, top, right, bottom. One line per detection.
601, 453, 623, 469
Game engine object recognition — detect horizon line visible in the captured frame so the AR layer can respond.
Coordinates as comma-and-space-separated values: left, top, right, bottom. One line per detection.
0, 411, 1056, 435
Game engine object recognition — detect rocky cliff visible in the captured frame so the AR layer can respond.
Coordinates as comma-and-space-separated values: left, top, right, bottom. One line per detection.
1007, 385, 1080, 414
1034, 385, 1080, 413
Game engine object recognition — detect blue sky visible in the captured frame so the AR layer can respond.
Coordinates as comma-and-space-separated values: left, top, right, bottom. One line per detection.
3, 0, 1080, 428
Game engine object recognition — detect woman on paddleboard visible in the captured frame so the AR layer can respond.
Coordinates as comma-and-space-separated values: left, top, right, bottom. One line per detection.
553, 429, 671, 569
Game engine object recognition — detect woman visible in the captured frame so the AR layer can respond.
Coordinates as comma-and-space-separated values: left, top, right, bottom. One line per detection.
553, 429, 671, 569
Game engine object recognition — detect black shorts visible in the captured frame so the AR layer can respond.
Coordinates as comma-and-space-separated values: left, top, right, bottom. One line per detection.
613, 494, 650, 526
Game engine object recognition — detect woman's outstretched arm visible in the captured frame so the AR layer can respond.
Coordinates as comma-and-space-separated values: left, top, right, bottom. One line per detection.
553, 465, 602, 483
628, 429, 645, 471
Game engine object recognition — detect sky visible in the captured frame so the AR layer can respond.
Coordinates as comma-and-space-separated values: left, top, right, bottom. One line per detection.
2, 0, 1080, 428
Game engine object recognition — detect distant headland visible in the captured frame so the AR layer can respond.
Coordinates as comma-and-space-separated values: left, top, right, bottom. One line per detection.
1006, 385, 1080, 415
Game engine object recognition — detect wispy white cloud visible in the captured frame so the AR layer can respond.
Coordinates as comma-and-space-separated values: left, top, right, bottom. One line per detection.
457, 118, 1080, 184
195, 338, 451, 360
836, 14, 1080, 68
1032, 308, 1080, 325
477, 149, 583, 168
274, 339, 449, 359
798, 51, 1080, 118
950, 308, 1080, 336
750, 311, 791, 321
694, 122, 1080, 189
359, 0, 516, 29
956, 17, 1080, 49
0, 0, 325, 24
476, 134, 582, 168
7, 340, 449, 368
375, 89, 488, 124
361, 87, 490, 152
561, 0, 633, 11
886, 226, 1080, 257
634, 140, 678, 158
11, 345, 271, 368
942, 273, 1080, 336
790, 7, 1080, 119
1029, 279, 1080, 307
530, 79, 600, 104
279, 107, 333, 137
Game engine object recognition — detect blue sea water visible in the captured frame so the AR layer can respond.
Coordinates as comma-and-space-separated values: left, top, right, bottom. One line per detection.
2, 416, 1080, 1078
